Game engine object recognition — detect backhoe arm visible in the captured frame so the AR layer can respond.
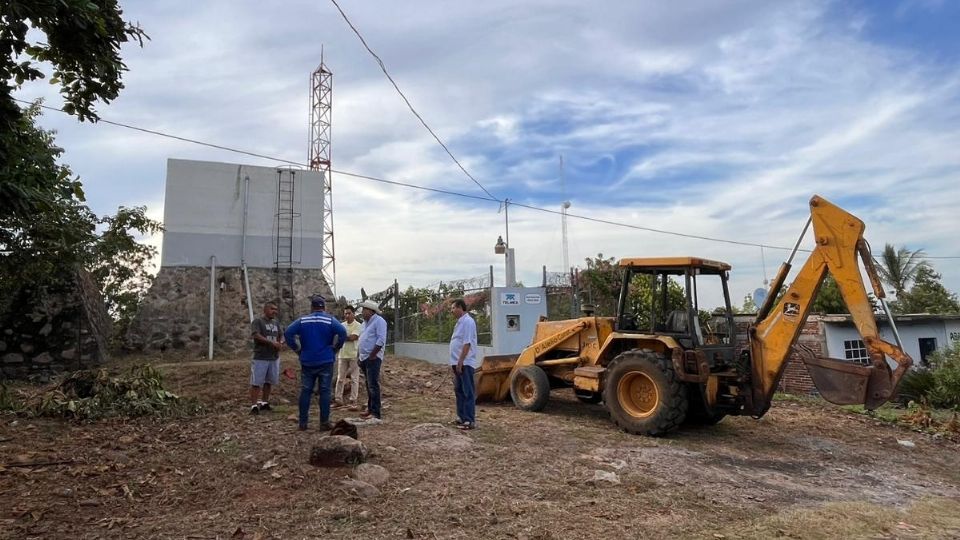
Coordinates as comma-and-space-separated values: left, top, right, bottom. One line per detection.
748, 195, 913, 415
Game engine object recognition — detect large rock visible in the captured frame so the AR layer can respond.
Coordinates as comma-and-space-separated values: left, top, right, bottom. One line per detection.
309, 435, 368, 467
352, 463, 390, 487
338, 478, 380, 500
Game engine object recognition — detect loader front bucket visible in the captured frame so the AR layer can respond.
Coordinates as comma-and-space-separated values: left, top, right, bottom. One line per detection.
475, 354, 518, 403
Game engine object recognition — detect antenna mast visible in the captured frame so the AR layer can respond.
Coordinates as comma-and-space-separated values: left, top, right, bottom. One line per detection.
560, 154, 571, 272
309, 49, 336, 298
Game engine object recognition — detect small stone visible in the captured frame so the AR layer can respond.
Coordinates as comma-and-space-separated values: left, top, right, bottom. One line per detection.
897, 439, 916, 448
61, 348, 76, 360
0, 341, 6, 353
19, 343, 34, 354
586, 470, 620, 486
3, 353, 24, 364
357, 510, 370, 520
38, 323, 53, 337
338, 478, 380, 500
33, 352, 53, 364
79, 499, 100, 507
352, 463, 390, 487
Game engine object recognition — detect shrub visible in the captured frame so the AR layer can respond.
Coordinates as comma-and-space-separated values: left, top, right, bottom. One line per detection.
10, 365, 200, 420
896, 369, 937, 406
926, 343, 960, 409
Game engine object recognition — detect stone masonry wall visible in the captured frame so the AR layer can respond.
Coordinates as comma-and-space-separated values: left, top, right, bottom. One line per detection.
1, 270, 112, 380
125, 266, 333, 357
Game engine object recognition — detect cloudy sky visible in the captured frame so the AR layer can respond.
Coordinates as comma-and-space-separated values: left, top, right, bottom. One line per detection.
15, 0, 960, 307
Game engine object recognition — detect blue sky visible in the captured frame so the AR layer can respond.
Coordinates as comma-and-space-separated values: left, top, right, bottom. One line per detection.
14, 0, 960, 306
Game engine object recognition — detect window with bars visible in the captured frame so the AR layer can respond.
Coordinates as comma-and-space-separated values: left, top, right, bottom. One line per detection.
843, 339, 869, 365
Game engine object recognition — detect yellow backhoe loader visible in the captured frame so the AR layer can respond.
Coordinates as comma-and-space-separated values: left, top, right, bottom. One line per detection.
475, 195, 913, 435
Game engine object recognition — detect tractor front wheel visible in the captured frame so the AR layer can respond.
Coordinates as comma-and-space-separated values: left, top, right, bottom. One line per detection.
510, 365, 550, 411
603, 349, 687, 436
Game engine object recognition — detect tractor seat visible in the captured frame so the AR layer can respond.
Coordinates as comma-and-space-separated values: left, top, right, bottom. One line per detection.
666, 309, 704, 344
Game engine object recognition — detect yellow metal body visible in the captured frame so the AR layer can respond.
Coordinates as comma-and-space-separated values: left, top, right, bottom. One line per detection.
475, 313, 678, 402
748, 195, 913, 412
476, 194, 913, 417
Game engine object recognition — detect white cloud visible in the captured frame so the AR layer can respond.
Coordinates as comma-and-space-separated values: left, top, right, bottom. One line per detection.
13, 0, 960, 306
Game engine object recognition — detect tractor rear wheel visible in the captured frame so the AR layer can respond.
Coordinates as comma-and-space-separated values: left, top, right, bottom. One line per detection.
603, 349, 687, 436
510, 365, 550, 411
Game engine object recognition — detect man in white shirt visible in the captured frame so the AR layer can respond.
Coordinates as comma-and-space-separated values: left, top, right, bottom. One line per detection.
358, 300, 388, 422
449, 298, 479, 430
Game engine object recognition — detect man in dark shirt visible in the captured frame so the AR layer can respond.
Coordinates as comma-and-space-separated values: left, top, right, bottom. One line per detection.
249, 302, 284, 414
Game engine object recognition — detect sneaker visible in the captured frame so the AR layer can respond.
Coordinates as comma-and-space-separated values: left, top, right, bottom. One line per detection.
458, 422, 477, 431
319, 421, 335, 431
331, 401, 345, 410
360, 411, 373, 419
298, 424, 308, 431
347, 404, 360, 412
449, 418, 465, 426
258, 402, 272, 412
365, 417, 383, 425
249, 405, 260, 415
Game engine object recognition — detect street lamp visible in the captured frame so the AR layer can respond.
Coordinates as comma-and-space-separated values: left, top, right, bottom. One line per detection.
494, 236, 516, 287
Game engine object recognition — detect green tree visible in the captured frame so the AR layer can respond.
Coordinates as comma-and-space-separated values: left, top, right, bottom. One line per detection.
91, 207, 163, 333
578, 253, 622, 316
876, 244, 931, 298
2, 1, 147, 216
893, 266, 960, 314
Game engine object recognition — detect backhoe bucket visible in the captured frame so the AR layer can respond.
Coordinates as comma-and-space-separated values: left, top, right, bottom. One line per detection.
801, 354, 905, 410
475, 354, 518, 403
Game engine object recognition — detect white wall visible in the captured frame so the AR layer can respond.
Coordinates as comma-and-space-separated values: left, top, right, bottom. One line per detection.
824, 319, 951, 367
394, 342, 496, 365
161, 159, 326, 268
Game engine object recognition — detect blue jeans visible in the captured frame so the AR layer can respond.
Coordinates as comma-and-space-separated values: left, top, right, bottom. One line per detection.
453, 365, 476, 424
360, 357, 382, 418
299, 363, 334, 428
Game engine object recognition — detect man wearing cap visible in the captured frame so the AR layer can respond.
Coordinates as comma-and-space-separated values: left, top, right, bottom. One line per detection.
283, 295, 348, 431
358, 300, 387, 422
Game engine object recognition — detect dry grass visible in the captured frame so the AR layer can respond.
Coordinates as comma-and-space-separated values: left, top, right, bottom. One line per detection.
1, 355, 958, 539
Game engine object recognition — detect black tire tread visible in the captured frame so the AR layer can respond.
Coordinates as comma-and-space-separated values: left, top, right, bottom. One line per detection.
603, 348, 687, 436
510, 365, 551, 412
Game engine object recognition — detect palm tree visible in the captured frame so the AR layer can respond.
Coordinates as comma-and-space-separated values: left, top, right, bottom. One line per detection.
876, 244, 931, 297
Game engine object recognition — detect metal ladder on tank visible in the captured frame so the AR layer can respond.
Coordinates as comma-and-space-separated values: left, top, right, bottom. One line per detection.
275, 169, 299, 321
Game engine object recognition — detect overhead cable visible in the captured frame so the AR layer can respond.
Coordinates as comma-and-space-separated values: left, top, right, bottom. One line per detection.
16, 98, 960, 260
328, 0, 499, 201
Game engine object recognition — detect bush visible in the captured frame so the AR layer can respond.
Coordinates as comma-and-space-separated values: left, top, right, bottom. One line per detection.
897, 369, 937, 406
8, 365, 200, 420
922, 343, 960, 409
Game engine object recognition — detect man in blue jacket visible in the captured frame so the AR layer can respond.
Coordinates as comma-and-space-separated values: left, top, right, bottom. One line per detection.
284, 295, 348, 431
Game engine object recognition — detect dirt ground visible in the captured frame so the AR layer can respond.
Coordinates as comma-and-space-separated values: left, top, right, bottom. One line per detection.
2, 354, 959, 540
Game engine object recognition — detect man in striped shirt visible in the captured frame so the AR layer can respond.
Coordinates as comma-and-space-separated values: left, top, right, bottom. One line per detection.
284, 296, 348, 431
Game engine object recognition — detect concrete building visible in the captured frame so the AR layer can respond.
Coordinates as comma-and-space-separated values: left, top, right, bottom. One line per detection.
126, 159, 333, 357
821, 314, 960, 368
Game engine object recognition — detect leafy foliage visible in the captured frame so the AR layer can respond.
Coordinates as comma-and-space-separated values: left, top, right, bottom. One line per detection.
892, 266, 960, 315
91, 206, 163, 333
3, 365, 199, 420
0, 107, 161, 335
898, 343, 960, 409
876, 244, 931, 298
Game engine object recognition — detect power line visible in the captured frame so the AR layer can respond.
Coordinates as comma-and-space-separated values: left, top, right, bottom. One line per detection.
328, 0, 499, 201
17, 97, 960, 260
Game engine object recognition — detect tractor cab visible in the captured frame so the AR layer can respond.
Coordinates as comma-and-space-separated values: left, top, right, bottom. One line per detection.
616, 257, 737, 361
